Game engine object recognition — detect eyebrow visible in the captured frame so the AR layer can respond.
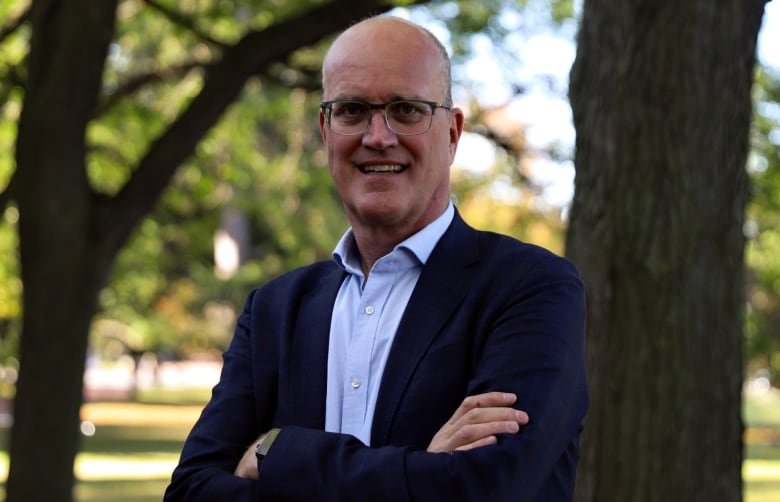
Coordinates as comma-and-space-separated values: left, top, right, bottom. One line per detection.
329, 94, 426, 103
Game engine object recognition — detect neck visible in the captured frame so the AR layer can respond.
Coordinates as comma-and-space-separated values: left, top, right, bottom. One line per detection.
350, 205, 450, 276
347, 198, 451, 275
352, 226, 409, 276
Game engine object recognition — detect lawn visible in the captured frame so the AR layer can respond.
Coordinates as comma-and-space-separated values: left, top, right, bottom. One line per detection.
744, 388, 780, 502
0, 387, 777, 501
0, 387, 210, 502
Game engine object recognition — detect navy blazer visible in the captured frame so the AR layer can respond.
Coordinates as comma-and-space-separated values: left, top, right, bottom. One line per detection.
165, 211, 588, 501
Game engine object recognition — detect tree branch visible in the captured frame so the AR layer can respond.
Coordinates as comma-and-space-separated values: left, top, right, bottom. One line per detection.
97, 0, 431, 256
96, 60, 206, 116
265, 63, 324, 92
142, 0, 229, 49
0, 6, 31, 107
0, 171, 16, 213
0, 63, 25, 108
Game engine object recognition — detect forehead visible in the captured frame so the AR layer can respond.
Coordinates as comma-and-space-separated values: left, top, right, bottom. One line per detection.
323, 19, 444, 101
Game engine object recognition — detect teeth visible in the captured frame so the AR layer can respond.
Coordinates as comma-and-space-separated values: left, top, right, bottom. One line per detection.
363, 164, 403, 173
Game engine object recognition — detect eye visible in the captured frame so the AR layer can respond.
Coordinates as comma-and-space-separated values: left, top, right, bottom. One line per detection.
331, 101, 367, 121
388, 101, 427, 123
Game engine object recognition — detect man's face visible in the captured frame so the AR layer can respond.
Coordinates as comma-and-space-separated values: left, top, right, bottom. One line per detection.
320, 22, 464, 236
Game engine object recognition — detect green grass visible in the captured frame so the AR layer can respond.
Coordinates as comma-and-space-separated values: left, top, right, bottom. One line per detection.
0, 391, 204, 502
134, 386, 213, 406
744, 390, 780, 428
744, 389, 780, 502
0, 387, 777, 501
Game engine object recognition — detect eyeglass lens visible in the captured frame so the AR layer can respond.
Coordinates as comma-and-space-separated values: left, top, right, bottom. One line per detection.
328, 101, 434, 135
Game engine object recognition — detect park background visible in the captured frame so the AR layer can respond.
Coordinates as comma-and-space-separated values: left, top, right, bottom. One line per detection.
0, 0, 779, 500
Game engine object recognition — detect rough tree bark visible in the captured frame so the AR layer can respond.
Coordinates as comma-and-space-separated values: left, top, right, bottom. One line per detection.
566, 1, 767, 501
6, 1, 427, 500
10, 3, 119, 501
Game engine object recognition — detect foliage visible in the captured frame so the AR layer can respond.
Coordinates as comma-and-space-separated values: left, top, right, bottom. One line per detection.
92, 1, 349, 358
746, 64, 780, 384
0, 1, 24, 364
0, 0, 576, 364
1, 0, 773, 374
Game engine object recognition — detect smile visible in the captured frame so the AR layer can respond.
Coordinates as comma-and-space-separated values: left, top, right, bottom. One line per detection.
359, 164, 406, 174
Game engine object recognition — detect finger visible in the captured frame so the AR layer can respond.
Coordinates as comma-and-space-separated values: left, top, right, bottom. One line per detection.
457, 407, 529, 428
454, 435, 498, 452
450, 419, 522, 448
449, 392, 517, 423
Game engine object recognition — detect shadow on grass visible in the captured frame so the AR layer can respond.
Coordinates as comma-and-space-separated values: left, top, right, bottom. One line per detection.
746, 443, 780, 461
76, 478, 170, 502
1, 479, 173, 502
134, 387, 213, 406
0, 478, 172, 502
83, 425, 190, 455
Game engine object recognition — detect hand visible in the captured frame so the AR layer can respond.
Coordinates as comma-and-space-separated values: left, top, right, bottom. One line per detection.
234, 433, 266, 480
427, 392, 529, 453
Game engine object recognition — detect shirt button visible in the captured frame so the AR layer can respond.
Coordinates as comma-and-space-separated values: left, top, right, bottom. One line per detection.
351, 378, 361, 389
365, 305, 375, 315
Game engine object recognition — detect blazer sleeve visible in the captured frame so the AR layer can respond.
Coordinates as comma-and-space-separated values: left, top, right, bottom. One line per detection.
257, 255, 588, 501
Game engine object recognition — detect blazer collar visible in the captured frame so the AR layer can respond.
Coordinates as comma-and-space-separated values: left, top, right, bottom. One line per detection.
289, 264, 345, 429
370, 210, 480, 445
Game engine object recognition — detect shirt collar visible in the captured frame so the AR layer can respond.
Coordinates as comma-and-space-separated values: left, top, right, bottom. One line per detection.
333, 201, 455, 274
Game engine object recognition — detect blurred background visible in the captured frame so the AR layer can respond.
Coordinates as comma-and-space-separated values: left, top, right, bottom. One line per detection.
0, 0, 778, 500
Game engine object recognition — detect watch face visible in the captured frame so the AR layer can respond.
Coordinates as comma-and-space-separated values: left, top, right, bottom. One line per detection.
256, 428, 280, 458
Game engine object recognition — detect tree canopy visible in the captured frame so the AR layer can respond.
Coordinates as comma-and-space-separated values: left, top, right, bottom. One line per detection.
0, 1, 571, 499
0, 0, 777, 500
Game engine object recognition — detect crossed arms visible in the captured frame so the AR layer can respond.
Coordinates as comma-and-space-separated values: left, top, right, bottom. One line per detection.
165, 243, 588, 501
234, 391, 530, 477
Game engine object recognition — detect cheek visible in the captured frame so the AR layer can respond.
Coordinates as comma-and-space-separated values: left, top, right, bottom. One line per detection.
326, 140, 351, 170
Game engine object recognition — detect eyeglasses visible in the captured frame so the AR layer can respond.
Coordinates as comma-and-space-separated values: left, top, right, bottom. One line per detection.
320, 99, 451, 136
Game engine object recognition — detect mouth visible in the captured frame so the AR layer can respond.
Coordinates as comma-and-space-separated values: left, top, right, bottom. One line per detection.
358, 164, 407, 174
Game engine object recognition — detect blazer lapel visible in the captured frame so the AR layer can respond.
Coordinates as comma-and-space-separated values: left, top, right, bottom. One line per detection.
289, 265, 345, 429
371, 212, 480, 445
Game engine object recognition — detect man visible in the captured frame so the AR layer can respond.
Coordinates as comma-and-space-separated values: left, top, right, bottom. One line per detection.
165, 15, 587, 501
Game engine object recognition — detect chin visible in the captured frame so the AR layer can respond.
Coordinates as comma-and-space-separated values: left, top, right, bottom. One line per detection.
352, 203, 409, 226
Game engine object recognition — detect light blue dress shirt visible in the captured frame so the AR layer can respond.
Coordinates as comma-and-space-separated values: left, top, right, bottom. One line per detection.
325, 203, 455, 445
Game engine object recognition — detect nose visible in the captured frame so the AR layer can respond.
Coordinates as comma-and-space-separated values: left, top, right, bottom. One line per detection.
361, 110, 398, 149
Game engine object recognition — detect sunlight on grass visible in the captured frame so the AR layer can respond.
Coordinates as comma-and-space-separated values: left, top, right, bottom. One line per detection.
81, 401, 203, 427
745, 459, 780, 481
77, 453, 179, 481
743, 388, 780, 502
0, 452, 178, 481
744, 454, 780, 502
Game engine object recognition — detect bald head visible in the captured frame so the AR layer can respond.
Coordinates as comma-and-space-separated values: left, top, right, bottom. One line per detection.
322, 16, 453, 106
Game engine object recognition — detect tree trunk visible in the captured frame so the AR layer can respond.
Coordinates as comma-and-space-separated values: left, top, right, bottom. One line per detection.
7, 1, 119, 501
567, 1, 766, 500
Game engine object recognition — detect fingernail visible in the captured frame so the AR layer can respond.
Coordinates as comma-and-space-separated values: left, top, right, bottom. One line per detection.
503, 393, 516, 401
507, 421, 520, 432
516, 411, 528, 422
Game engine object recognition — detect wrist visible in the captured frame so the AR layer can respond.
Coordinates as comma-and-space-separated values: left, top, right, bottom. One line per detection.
255, 428, 281, 466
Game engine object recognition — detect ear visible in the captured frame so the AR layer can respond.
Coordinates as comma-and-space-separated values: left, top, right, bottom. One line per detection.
448, 107, 465, 160
319, 109, 328, 143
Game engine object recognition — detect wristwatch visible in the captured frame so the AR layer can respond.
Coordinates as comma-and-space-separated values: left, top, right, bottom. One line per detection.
255, 428, 281, 465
